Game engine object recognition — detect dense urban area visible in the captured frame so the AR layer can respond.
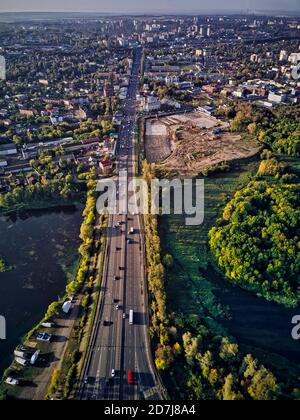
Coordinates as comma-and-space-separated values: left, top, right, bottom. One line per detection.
0, 12, 299, 401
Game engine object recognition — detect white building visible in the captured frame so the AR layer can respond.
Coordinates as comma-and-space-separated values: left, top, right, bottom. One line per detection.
279, 50, 288, 61
143, 95, 161, 112
288, 53, 300, 65
268, 92, 287, 104
250, 54, 259, 63
165, 74, 179, 85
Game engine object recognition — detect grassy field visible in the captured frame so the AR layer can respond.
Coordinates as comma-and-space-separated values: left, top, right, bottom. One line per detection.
159, 156, 300, 387
159, 159, 259, 328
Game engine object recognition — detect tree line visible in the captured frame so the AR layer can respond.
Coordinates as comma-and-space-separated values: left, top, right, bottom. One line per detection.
229, 103, 300, 157
209, 160, 300, 307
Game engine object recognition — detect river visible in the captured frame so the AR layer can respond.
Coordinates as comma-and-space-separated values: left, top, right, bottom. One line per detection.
0, 206, 82, 376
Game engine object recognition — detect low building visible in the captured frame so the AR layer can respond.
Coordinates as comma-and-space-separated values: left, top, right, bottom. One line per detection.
0, 143, 17, 156
20, 109, 35, 117
202, 84, 220, 94
268, 92, 287, 104
100, 159, 113, 174
143, 95, 161, 113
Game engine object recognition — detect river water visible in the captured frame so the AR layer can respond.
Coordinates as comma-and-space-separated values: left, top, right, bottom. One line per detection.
0, 206, 82, 376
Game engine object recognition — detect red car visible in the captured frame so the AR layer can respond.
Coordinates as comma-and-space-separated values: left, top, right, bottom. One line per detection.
127, 369, 134, 385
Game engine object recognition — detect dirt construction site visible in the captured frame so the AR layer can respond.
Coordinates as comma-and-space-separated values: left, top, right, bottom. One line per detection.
145, 112, 259, 177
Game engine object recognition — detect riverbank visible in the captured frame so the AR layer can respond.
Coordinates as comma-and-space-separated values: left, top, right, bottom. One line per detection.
0, 204, 83, 399
0, 198, 84, 216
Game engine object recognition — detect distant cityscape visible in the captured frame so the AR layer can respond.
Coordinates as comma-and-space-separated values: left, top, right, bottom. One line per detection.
0, 9, 299, 403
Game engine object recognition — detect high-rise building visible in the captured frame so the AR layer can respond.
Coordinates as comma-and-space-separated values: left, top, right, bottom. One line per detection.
200, 26, 204, 36
0, 56, 5, 81
207, 26, 211, 37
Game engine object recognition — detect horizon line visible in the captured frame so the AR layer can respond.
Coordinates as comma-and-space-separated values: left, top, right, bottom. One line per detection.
0, 9, 299, 15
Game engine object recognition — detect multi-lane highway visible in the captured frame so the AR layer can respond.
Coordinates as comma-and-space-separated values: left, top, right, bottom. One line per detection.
79, 48, 160, 401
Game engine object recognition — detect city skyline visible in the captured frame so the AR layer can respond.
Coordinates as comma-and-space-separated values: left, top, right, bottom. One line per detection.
0, 0, 299, 13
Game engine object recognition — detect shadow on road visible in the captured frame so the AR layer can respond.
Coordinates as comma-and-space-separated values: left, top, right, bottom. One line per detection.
133, 311, 147, 326
51, 335, 68, 343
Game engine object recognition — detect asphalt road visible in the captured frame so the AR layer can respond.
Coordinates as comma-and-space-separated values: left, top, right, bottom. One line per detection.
79, 48, 159, 401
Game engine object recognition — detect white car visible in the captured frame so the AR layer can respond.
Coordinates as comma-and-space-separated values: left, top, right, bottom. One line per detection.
5, 377, 19, 386
111, 369, 116, 378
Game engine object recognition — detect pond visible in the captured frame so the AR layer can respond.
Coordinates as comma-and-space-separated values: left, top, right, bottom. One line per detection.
202, 265, 300, 365
0, 206, 82, 376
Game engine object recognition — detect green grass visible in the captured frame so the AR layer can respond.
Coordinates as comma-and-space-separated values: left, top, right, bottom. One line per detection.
159, 159, 259, 327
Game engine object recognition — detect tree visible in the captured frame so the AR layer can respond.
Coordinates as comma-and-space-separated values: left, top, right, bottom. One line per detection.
219, 337, 239, 362
163, 254, 174, 268
241, 354, 280, 400
247, 122, 257, 135
221, 374, 244, 401
182, 332, 201, 366
187, 374, 204, 400
155, 345, 174, 370
247, 368, 280, 400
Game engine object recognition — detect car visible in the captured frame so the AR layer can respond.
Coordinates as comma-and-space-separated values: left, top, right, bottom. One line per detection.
84, 376, 89, 385
111, 369, 116, 378
128, 369, 134, 385
5, 377, 19, 386
37, 332, 52, 342
127, 239, 133, 245
123, 313, 126, 319
116, 305, 120, 310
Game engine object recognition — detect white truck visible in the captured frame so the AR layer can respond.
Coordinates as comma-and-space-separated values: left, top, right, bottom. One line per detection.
129, 310, 134, 325
41, 322, 55, 329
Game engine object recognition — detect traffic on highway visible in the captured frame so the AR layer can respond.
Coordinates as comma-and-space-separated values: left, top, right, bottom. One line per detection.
78, 48, 159, 401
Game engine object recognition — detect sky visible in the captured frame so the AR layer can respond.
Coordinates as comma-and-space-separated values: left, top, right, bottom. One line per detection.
0, 0, 299, 14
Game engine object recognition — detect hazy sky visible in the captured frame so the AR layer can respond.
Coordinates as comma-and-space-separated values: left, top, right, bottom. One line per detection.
0, 0, 299, 13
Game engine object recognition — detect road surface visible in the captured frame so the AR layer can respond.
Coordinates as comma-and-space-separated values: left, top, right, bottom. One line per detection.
78, 48, 160, 401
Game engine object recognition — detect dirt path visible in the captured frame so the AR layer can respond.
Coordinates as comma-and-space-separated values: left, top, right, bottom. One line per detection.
19, 296, 82, 401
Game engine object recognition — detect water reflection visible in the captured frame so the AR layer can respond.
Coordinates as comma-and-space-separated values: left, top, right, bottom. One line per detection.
0, 206, 82, 375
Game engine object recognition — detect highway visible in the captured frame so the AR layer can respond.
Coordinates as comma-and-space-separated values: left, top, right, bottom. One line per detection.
78, 48, 160, 401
